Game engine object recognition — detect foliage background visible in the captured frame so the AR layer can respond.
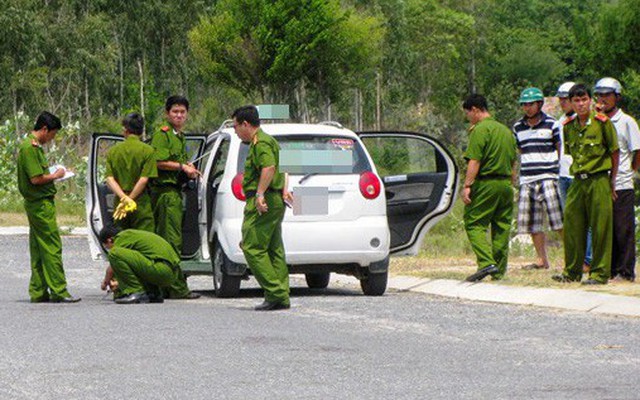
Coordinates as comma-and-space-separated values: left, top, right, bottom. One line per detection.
1, 0, 639, 219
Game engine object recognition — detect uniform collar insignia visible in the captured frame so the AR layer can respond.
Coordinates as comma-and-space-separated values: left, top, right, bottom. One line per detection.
160, 125, 170, 132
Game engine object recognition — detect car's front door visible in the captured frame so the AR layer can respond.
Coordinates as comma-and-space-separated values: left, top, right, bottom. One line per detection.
358, 131, 458, 255
86, 132, 208, 260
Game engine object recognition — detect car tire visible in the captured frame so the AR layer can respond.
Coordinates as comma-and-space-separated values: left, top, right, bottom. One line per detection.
305, 272, 330, 289
212, 241, 242, 298
360, 271, 388, 296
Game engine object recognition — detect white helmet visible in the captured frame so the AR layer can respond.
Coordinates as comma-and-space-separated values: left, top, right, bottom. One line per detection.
594, 77, 622, 95
556, 81, 576, 98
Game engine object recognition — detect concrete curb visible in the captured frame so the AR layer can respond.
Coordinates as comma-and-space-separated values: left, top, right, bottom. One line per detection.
387, 276, 640, 318
332, 275, 640, 318
2, 226, 638, 317
0, 226, 88, 236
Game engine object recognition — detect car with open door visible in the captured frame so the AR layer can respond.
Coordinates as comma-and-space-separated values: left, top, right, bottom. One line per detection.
86, 110, 457, 297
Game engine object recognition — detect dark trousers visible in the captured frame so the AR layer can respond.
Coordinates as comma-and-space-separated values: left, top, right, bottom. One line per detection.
612, 189, 636, 280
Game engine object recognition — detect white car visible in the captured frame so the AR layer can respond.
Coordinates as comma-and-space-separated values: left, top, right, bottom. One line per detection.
86, 113, 458, 297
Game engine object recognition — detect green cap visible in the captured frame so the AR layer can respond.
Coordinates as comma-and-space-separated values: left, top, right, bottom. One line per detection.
519, 87, 544, 104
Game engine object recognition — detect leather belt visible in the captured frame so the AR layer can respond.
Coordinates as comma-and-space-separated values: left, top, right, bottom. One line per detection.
574, 171, 609, 180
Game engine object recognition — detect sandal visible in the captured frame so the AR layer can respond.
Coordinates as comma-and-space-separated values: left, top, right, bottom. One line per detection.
522, 263, 549, 270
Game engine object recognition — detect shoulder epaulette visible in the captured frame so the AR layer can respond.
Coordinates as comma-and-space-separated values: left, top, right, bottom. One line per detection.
562, 115, 576, 126
594, 113, 609, 123
160, 125, 170, 132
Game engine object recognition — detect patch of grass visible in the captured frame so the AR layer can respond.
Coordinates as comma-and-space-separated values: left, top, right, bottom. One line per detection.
0, 193, 85, 228
394, 198, 639, 297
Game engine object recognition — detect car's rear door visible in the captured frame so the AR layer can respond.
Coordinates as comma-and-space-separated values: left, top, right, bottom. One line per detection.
86, 133, 123, 260
85, 132, 208, 260
358, 131, 458, 255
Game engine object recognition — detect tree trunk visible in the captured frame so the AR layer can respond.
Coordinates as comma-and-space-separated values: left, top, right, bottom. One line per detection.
119, 41, 124, 118
376, 71, 382, 130
137, 58, 145, 136
84, 75, 91, 120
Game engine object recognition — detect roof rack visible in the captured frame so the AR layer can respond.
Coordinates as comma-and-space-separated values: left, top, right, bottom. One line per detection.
318, 121, 344, 129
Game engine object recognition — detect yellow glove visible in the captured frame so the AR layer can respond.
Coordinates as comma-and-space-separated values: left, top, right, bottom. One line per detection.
113, 201, 127, 220
113, 196, 137, 220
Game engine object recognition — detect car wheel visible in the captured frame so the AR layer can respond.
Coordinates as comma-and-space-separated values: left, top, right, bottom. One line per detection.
305, 272, 330, 289
360, 271, 388, 296
212, 241, 241, 298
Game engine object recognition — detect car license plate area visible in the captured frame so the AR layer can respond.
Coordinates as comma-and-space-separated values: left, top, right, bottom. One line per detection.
292, 186, 328, 215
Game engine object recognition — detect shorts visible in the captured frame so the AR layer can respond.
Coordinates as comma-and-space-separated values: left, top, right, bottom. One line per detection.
517, 179, 563, 234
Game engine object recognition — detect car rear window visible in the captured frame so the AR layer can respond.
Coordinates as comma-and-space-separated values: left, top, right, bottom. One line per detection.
238, 135, 371, 174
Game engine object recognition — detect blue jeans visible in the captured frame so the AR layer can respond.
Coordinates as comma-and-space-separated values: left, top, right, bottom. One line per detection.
559, 176, 592, 265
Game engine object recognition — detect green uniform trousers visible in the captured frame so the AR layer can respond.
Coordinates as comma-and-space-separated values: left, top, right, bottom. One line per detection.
241, 192, 289, 305
563, 174, 612, 283
114, 193, 155, 233
108, 247, 176, 296
464, 179, 513, 279
24, 198, 70, 301
150, 187, 190, 298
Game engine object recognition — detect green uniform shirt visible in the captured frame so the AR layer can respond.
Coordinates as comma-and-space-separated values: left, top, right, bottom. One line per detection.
17, 133, 56, 201
106, 135, 158, 191
150, 126, 187, 187
242, 128, 284, 192
113, 229, 180, 265
464, 117, 517, 177
563, 112, 619, 175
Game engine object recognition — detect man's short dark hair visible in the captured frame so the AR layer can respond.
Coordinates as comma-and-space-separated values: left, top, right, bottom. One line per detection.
569, 84, 591, 100
232, 105, 260, 127
165, 95, 190, 112
34, 111, 62, 131
99, 225, 122, 244
462, 94, 488, 111
122, 113, 144, 135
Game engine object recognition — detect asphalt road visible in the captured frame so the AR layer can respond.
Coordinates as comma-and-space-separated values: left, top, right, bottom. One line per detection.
1, 236, 639, 400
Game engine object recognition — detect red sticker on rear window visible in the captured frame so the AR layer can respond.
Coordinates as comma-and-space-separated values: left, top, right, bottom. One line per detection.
331, 138, 353, 146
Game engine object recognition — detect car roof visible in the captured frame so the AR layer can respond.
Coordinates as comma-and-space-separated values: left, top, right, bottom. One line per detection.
220, 123, 359, 138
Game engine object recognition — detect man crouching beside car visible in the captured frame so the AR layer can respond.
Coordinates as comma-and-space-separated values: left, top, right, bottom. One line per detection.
99, 225, 189, 304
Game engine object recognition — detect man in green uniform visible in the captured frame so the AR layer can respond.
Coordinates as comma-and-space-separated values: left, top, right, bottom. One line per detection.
553, 84, 619, 285
461, 94, 517, 282
105, 113, 157, 232
150, 95, 200, 299
99, 225, 180, 304
17, 111, 81, 303
233, 105, 292, 310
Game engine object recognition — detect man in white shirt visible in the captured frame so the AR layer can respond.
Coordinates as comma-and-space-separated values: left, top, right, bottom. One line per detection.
595, 77, 640, 282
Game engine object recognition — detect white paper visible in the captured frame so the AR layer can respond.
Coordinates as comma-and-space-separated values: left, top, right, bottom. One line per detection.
48, 165, 75, 182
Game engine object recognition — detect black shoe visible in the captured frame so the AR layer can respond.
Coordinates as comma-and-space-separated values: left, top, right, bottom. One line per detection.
184, 292, 201, 299
114, 292, 150, 304
552, 274, 575, 283
147, 293, 164, 303
254, 301, 291, 311
30, 297, 50, 303
465, 265, 499, 282
582, 279, 606, 285
51, 295, 81, 303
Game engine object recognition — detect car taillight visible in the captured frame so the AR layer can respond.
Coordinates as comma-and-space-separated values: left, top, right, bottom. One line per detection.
359, 171, 381, 199
231, 173, 246, 201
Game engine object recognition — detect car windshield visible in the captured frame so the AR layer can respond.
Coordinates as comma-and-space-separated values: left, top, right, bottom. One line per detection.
238, 135, 371, 174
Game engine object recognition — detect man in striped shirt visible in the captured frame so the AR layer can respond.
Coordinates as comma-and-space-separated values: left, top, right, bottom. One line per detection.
513, 87, 563, 270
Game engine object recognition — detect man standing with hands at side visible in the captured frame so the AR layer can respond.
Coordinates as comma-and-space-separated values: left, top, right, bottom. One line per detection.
17, 111, 80, 303
461, 94, 517, 282
553, 84, 619, 285
594, 77, 640, 282
232, 105, 292, 310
